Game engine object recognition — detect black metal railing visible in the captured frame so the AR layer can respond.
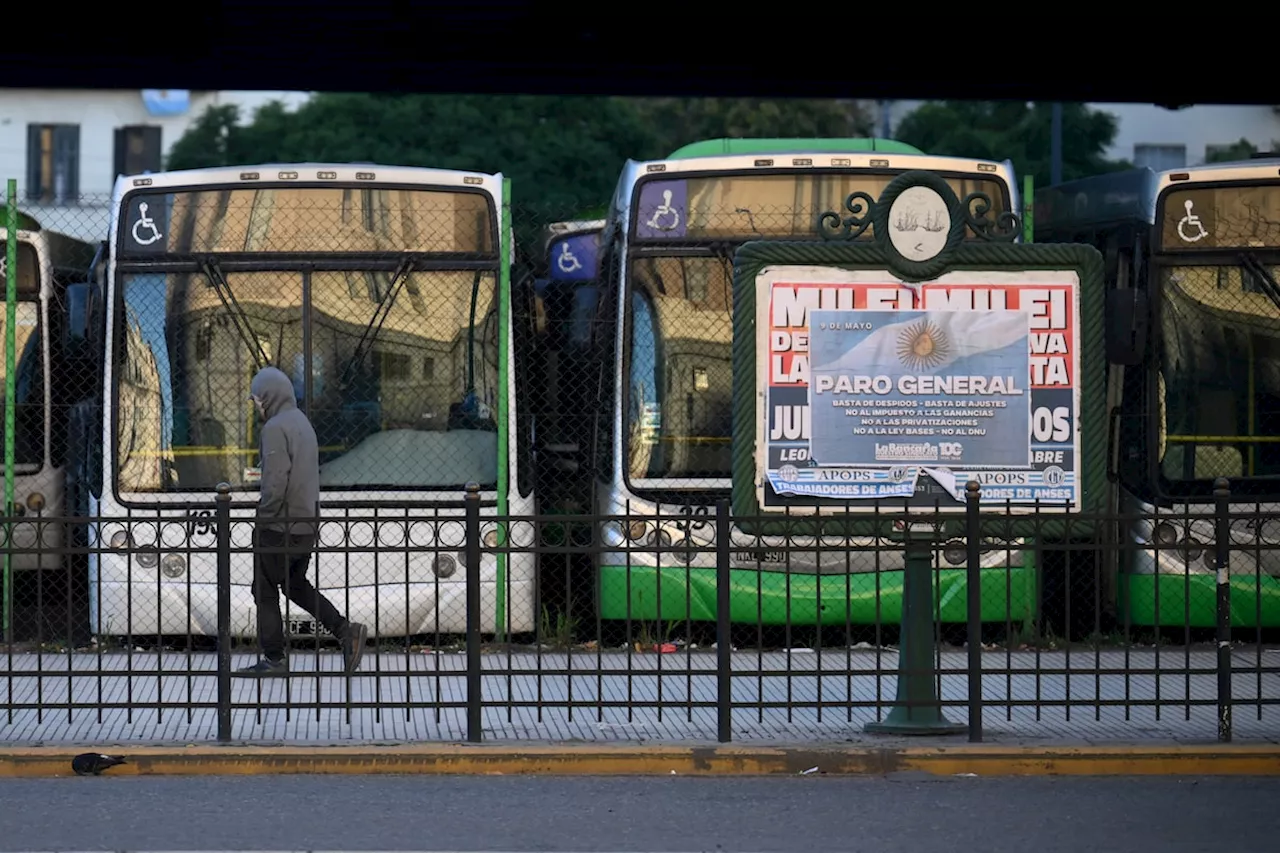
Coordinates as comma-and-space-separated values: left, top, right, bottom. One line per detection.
2, 478, 1278, 744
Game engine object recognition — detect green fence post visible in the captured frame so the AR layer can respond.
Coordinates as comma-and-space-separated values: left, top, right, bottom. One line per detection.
3, 178, 16, 643
864, 536, 966, 736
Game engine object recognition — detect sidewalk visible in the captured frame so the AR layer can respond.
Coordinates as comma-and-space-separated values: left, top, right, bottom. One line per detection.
3, 647, 1278, 776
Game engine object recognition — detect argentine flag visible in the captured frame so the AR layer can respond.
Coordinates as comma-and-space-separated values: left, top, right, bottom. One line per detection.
810, 309, 1029, 376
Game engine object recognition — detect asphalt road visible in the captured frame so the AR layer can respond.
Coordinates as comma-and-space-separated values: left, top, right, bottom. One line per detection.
0, 773, 1273, 852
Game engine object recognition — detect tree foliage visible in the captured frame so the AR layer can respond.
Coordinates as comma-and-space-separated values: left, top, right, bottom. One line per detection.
165, 94, 873, 217
1204, 137, 1278, 163
893, 101, 1133, 188
631, 98, 873, 155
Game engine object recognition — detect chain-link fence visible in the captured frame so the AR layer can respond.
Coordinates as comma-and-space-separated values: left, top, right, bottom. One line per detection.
0, 187, 1277, 745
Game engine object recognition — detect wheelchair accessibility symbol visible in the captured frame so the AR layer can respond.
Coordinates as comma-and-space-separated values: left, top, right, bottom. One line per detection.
131, 202, 163, 247
556, 242, 582, 274
645, 189, 681, 231
1177, 199, 1209, 243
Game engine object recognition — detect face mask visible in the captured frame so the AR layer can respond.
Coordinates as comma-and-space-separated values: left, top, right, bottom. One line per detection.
250, 394, 265, 422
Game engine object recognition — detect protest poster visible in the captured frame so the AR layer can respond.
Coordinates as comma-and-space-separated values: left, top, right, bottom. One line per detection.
756, 266, 1079, 509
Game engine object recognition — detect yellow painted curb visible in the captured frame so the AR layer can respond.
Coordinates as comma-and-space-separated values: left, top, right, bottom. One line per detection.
1, 743, 1279, 777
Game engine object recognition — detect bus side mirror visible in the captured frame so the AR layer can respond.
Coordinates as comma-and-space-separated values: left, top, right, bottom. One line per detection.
91, 241, 109, 287
63, 281, 101, 360
1105, 288, 1147, 365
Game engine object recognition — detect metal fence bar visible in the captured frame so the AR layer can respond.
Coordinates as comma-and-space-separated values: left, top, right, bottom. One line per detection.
465, 481, 482, 743
965, 480, 983, 743
3, 501, 1280, 744
716, 498, 731, 743
1214, 477, 1232, 744
2, 179, 15, 645
215, 483, 232, 742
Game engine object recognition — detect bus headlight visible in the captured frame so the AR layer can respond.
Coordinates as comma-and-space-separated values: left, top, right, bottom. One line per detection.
433, 554, 457, 578
626, 520, 647, 541
648, 528, 672, 549
483, 527, 499, 548
1178, 537, 1204, 562
160, 553, 186, 578
601, 521, 625, 547
136, 548, 159, 569
110, 530, 132, 550
25, 492, 44, 512
942, 540, 967, 565
1152, 522, 1178, 547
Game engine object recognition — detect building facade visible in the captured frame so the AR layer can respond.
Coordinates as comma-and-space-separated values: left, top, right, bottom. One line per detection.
0, 89, 312, 241
871, 100, 1280, 174
1096, 103, 1280, 170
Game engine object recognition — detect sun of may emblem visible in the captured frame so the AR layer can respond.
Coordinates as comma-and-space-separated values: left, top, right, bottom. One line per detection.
897, 318, 951, 371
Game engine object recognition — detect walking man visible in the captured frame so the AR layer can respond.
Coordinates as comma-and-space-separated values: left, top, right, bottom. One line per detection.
237, 365, 368, 676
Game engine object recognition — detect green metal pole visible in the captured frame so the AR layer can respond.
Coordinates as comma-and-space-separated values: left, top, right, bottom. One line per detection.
494, 176, 511, 641
865, 538, 966, 735
1023, 175, 1034, 244
3, 179, 16, 642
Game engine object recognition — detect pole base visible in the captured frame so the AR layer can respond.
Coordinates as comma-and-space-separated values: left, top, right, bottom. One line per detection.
864, 708, 967, 736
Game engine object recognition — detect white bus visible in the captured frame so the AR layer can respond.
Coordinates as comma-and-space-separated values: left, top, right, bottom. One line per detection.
66, 163, 535, 641
1036, 158, 1280, 630
1, 216, 100, 642
0, 217, 99, 576
584, 139, 1032, 629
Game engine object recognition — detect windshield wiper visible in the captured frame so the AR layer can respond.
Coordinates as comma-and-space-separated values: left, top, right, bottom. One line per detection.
199, 258, 270, 372
1238, 252, 1280, 314
465, 269, 482, 396
341, 257, 415, 390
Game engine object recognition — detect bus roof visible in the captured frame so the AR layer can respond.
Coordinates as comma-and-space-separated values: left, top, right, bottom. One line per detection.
1036, 159, 1280, 239
667, 138, 925, 158
1034, 168, 1160, 234
542, 219, 606, 237
625, 151, 1013, 181
111, 162, 504, 199
539, 218, 606, 256
612, 150, 1016, 213
1155, 158, 1280, 193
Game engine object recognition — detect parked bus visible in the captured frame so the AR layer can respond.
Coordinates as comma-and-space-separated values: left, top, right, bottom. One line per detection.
63, 163, 535, 641
1036, 159, 1280, 629
581, 138, 1031, 628
0, 213, 99, 637
526, 218, 606, 509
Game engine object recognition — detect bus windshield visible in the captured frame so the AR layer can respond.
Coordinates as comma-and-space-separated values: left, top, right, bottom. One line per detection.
116, 268, 501, 494
626, 255, 732, 484
0, 301, 43, 472
631, 172, 1011, 242
1157, 262, 1280, 489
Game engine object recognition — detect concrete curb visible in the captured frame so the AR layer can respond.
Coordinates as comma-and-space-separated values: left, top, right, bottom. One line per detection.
3, 743, 1280, 777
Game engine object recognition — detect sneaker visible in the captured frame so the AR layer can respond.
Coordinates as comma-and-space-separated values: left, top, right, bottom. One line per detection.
342, 622, 368, 673
236, 658, 288, 677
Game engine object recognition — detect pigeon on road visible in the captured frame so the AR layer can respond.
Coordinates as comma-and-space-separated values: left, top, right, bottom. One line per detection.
71, 753, 127, 776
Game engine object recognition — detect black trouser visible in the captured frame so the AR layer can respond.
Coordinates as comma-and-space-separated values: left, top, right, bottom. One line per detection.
253, 528, 347, 661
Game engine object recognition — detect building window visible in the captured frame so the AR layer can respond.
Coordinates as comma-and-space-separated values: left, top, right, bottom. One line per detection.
25, 124, 80, 204
684, 262, 709, 302
113, 125, 163, 179
376, 350, 412, 382
1133, 144, 1187, 171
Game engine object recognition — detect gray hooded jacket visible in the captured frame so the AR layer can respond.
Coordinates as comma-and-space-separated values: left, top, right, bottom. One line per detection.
250, 366, 320, 536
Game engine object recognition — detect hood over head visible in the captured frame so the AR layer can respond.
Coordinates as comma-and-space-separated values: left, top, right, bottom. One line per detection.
250, 366, 297, 420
